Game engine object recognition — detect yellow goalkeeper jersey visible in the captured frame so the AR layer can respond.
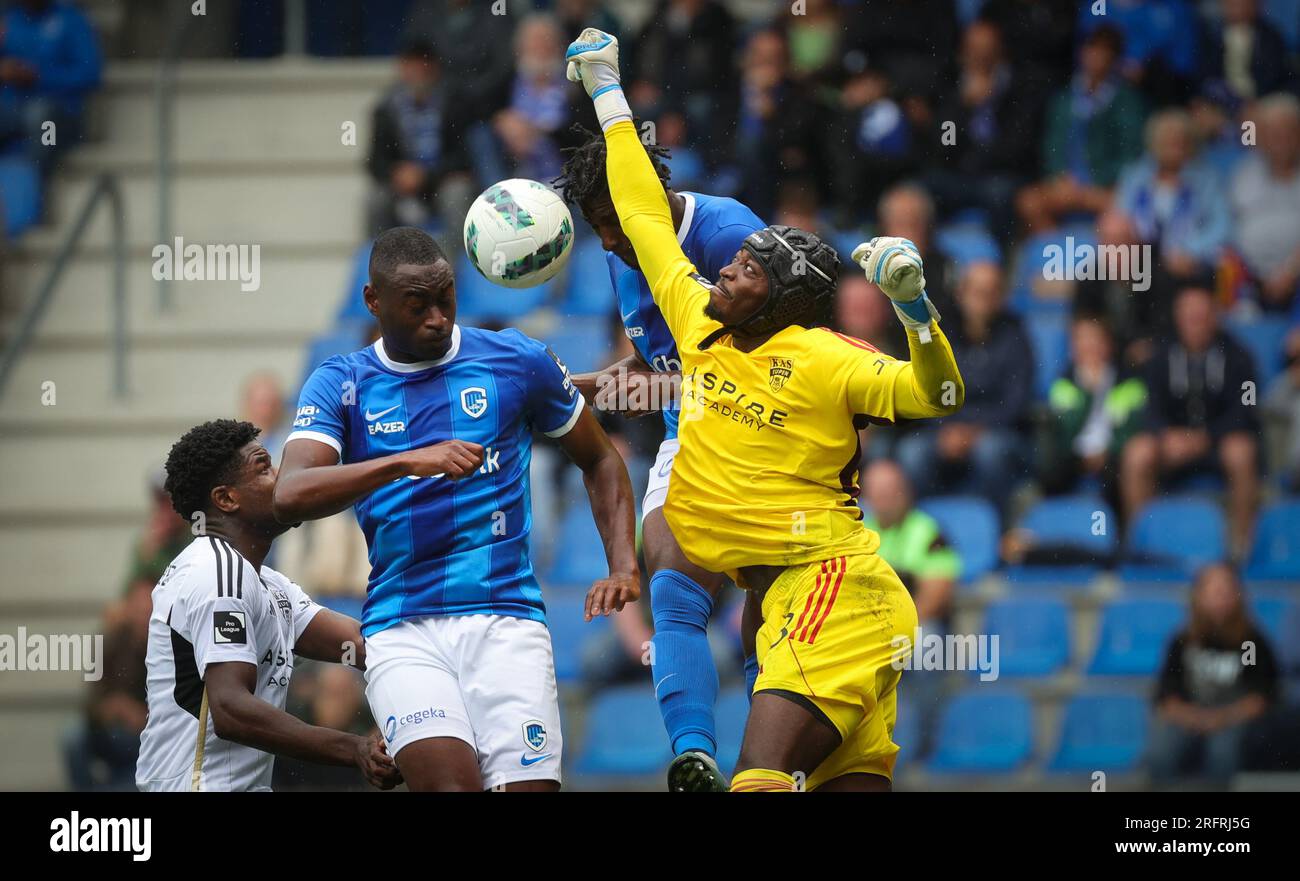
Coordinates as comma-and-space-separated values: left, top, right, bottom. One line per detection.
602, 121, 965, 575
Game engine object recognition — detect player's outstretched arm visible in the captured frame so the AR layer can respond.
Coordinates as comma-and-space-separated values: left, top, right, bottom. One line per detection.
295, 607, 369, 669
204, 662, 402, 789
852, 237, 965, 420
566, 29, 699, 333
572, 350, 671, 418
554, 407, 640, 620
273, 437, 484, 523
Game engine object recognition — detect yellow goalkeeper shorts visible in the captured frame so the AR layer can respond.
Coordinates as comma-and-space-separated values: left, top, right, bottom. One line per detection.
752, 553, 918, 788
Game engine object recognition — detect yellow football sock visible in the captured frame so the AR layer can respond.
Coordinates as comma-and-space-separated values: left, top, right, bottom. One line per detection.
730, 768, 797, 792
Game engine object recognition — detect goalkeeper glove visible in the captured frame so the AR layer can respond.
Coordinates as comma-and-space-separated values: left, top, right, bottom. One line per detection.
852, 237, 941, 343
565, 28, 632, 131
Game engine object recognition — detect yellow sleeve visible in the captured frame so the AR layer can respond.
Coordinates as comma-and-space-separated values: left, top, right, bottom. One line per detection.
603, 120, 717, 345
843, 324, 965, 422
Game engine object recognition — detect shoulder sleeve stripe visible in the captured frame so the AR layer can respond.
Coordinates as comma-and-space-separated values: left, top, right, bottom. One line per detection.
824, 328, 881, 352
543, 393, 587, 438
207, 537, 225, 597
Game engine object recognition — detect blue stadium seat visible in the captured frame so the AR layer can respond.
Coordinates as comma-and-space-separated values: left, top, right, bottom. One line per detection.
542, 506, 612, 586
1266, 0, 1300, 50
927, 690, 1033, 773
1049, 691, 1149, 773
315, 595, 365, 621
1224, 314, 1290, 387
1025, 312, 1069, 399
1251, 592, 1300, 671
454, 254, 553, 322
562, 237, 616, 317
0, 157, 41, 240
336, 241, 373, 323
1010, 227, 1096, 314
1245, 500, 1300, 581
299, 319, 371, 386
574, 686, 672, 776
542, 588, 609, 683
891, 695, 921, 769
538, 316, 610, 376
1088, 597, 1186, 676
934, 222, 1000, 267
1121, 497, 1227, 581
917, 495, 999, 583
981, 597, 1071, 677
714, 688, 750, 775
1005, 495, 1114, 586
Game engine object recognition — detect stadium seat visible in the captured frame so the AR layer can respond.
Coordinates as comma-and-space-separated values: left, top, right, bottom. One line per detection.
1265, 0, 1300, 50
299, 319, 372, 385
539, 316, 610, 376
0, 157, 41, 240
981, 597, 1071, 677
1025, 311, 1069, 399
1121, 497, 1227, 581
714, 688, 750, 774
574, 686, 672, 776
1244, 500, 1300, 581
1009, 227, 1096, 315
927, 690, 1033, 773
336, 241, 373, 323
1251, 592, 1300, 672
1048, 691, 1149, 773
454, 254, 553, 322
1088, 597, 1186, 676
542, 588, 609, 683
934, 221, 1000, 267
542, 506, 612, 586
562, 237, 616, 317
891, 696, 921, 770
917, 495, 1000, 583
1224, 314, 1290, 387
1005, 494, 1114, 586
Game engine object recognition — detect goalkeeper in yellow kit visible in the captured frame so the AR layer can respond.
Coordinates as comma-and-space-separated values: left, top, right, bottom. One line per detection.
566, 29, 965, 792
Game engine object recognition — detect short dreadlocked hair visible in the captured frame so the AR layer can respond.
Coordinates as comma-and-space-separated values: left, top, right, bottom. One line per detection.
164, 419, 261, 519
553, 124, 673, 210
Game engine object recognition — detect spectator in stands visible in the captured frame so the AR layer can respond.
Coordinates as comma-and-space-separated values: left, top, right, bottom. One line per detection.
65, 580, 151, 790
1075, 0, 1200, 106
978, 0, 1078, 95
1120, 287, 1260, 555
826, 63, 915, 226
896, 261, 1034, 517
734, 28, 822, 221
364, 37, 473, 247
1038, 314, 1147, 496
778, 0, 843, 88
1203, 0, 1295, 104
239, 371, 288, 464
1263, 325, 1300, 491
552, 0, 624, 44
862, 459, 960, 756
836, 270, 905, 359
492, 14, 589, 184
627, 0, 738, 169
123, 466, 191, 592
1228, 93, 1300, 311
1150, 563, 1279, 784
925, 18, 1041, 243
839, 0, 958, 102
0, 0, 102, 174
1107, 108, 1232, 287
1017, 25, 1145, 235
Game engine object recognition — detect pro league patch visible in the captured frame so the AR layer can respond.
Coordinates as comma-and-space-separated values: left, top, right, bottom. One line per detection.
213, 610, 248, 645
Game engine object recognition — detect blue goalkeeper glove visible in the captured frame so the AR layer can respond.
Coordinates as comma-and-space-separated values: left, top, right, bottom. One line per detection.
565, 28, 632, 131
852, 237, 941, 343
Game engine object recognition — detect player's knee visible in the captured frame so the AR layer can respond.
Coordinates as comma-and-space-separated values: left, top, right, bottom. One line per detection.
649, 569, 713, 631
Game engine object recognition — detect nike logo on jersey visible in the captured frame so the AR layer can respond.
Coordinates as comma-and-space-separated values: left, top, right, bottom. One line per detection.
364, 405, 400, 421
520, 753, 552, 766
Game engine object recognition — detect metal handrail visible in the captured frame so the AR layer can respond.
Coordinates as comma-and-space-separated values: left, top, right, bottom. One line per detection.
0, 172, 128, 398
155, 10, 198, 311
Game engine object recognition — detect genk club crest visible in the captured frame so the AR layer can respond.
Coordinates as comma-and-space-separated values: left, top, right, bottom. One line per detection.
522, 719, 547, 752
768, 357, 794, 392
460, 386, 488, 419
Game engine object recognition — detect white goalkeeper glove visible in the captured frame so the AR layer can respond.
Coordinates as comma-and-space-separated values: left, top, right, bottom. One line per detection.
852, 237, 942, 343
565, 28, 632, 131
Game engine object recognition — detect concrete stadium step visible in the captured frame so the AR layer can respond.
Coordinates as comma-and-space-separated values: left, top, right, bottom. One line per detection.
0, 522, 138, 605
2, 253, 354, 343
17, 165, 368, 254
0, 430, 175, 519
0, 342, 307, 432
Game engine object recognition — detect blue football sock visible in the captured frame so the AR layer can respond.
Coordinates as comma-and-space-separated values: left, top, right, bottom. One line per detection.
649, 569, 718, 757
744, 652, 760, 703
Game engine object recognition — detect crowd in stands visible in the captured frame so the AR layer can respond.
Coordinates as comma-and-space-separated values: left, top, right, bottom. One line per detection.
71, 0, 1300, 788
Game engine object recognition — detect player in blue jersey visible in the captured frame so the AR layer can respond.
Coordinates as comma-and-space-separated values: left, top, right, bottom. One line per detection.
555, 129, 765, 791
273, 227, 639, 792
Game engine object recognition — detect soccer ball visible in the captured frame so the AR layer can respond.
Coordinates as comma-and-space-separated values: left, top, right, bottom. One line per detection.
463, 179, 574, 289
